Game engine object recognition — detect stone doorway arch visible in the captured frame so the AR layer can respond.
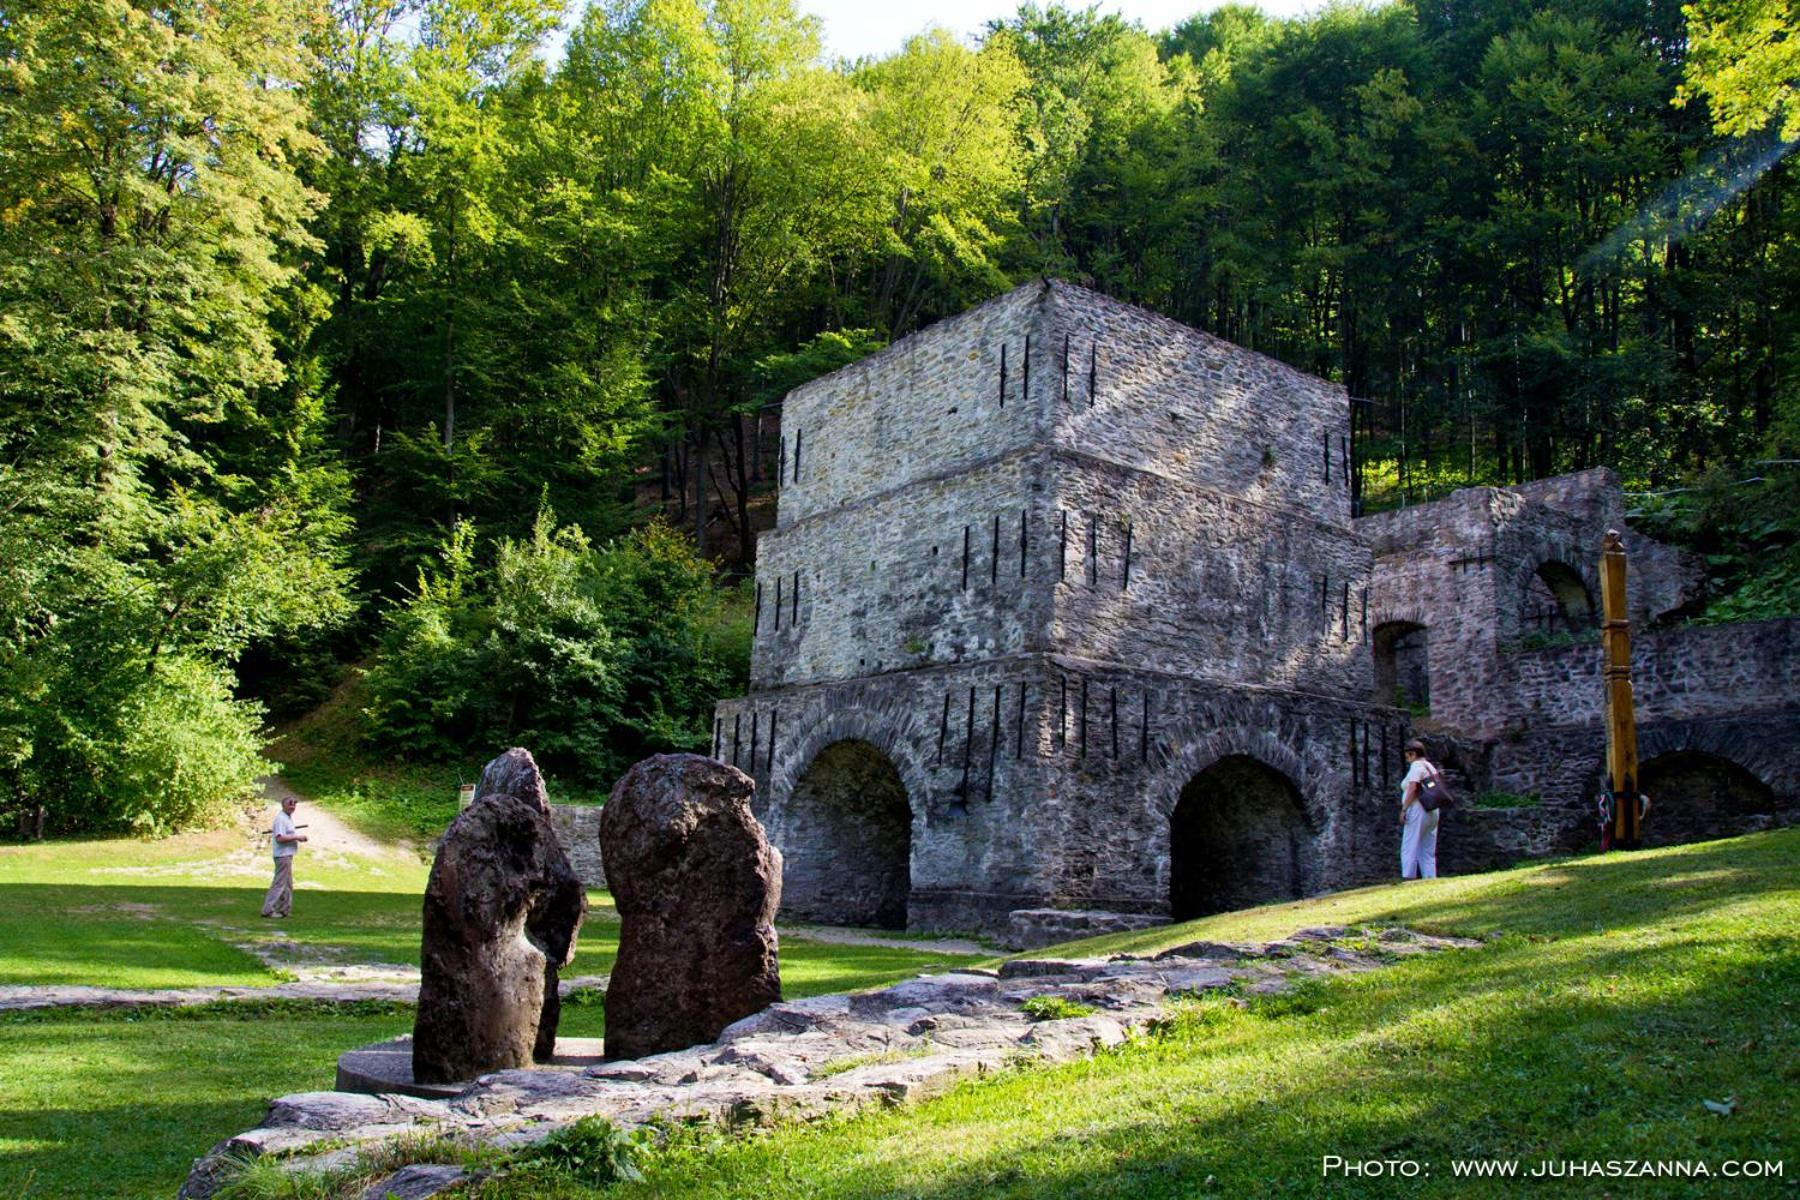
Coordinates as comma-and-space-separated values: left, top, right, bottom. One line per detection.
1524, 560, 1596, 634
1638, 751, 1777, 847
779, 739, 913, 929
1169, 754, 1313, 920
1372, 620, 1429, 711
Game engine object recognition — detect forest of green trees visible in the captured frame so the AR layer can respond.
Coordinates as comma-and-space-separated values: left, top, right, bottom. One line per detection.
2, 0, 1796, 832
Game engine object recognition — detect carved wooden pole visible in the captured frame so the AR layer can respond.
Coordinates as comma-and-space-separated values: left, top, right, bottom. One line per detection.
1600, 529, 1642, 848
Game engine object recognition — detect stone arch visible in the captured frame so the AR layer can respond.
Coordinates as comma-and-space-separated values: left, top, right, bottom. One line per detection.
1371, 620, 1429, 711
1630, 724, 1784, 848
779, 740, 913, 928
1151, 721, 1330, 831
1521, 559, 1597, 635
1168, 755, 1313, 919
764, 705, 935, 930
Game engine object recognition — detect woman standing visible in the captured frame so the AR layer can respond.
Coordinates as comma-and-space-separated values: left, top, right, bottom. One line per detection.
1399, 739, 1441, 879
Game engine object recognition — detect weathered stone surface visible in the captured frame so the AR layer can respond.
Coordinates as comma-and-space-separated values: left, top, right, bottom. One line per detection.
548, 803, 606, 888
1007, 907, 1172, 950
183, 924, 1478, 1196
359, 1165, 467, 1200
478, 748, 550, 812
601, 754, 781, 1060
413, 750, 586, 1084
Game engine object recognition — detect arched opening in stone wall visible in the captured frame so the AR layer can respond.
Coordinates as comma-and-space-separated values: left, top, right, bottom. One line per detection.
1372, 621, 1429, 712
779, 740, 913, 929
1638, 752, 1777, 847
1524, 561, 1595, 634
1170, 755, 1313, 920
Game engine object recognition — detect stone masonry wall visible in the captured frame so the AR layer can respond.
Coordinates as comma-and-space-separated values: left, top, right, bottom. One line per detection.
1043, 282, 1354, 529
1496, 618, 1800, 729
773, 285, 1051, 530
716, 657, 1406, 932
547, 805, 605, 890
749, 454, 1051, 691
1050, 452, 1372, 697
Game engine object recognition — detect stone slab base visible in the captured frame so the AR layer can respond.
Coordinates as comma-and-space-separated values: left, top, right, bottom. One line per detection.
1006, 908, 1172, 951
336, 1035, 608, 1099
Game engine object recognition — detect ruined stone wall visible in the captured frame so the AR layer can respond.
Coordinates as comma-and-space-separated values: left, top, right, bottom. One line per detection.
773, 285, 1053, 530
717, 656, 1405, 932
1050, 452, 1372, 697
547, 805, 605, 890
748, 454, 1052, 691
1042, 282, 1354, 528
1495, 618, 1800, 728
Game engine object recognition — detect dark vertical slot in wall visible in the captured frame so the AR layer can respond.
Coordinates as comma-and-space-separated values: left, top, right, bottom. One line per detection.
1319, 574, 1328, 621
961, 525, 970, 590
1122, 521, 1133, 591
1019, 509, 1028, 578
793, 429, 802, 481
1088, 339, 1098, 406
1015, 681, 1026, 759
1022, 334, 1031, 406
732, 713, 742, 767
778, 437, 787, 486
937, 693, 951, 765
1059, 676, 1068, 746
1079, 677, 1089, 758
1140, 691, 1150, 760
998, 343, 1007, 409
1058, 510, 1067, 580
1109, 687, 1119, 758
753, 583, 762, 633
1380, 724, 1390, 791
773, 576, 782, 631
1088, 515, 1098, 586
990, 514, 999, 585
1061, 334, 1070, 403
766, 709, 777, 774
713, 718, 721, 759
792, 570, 800, 625
960, 686, 976, 797
749, 712, 759, 774
988, 685, 1001, 792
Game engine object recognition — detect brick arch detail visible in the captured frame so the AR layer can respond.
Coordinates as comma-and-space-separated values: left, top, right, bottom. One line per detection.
1368, 604, 1432, 634
1147, 718, 1334, 834
1634, 723, 1788, 795
770, 704, 937, 830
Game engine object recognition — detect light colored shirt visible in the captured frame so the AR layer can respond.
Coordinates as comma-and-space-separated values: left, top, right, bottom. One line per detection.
272, 810, 298, 858
1400, 760, 1430, 802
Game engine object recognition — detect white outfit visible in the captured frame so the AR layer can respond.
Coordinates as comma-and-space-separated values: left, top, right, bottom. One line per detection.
272, 810, 298, 858
1400, 760, 1439, 879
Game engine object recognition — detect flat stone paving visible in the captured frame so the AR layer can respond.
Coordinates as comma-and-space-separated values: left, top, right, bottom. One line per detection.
178, 924, 1479, 1200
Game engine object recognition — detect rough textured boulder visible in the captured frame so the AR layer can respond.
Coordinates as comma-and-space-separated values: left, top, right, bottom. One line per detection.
413, 749, 586, 1084
601, 754, 781, 1059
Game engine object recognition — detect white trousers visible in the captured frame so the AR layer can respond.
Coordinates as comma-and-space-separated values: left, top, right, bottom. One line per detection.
1401, 803, 1439, 879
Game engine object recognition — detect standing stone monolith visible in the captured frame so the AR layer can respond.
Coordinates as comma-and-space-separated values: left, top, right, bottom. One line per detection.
413, 748, 586, 1084
601, 754, 781, 1060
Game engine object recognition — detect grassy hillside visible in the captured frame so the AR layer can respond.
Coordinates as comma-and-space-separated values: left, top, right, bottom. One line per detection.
478, 829, 1799, 1200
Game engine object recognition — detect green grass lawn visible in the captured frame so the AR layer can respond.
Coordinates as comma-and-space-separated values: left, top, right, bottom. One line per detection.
466, 829, 1799, 1200
0, 820, 980, 1200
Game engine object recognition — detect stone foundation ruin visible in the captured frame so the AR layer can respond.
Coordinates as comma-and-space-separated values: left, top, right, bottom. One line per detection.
715, 280, 1800, 935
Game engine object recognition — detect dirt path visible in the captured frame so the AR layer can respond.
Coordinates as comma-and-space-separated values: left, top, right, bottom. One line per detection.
256, 775, 416, 861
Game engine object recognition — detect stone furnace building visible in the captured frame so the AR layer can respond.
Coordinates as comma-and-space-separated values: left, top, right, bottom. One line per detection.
714, 280, 1800, 939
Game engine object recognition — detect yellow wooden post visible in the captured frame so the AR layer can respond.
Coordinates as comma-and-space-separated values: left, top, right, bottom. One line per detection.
1600, 529, 1641, 848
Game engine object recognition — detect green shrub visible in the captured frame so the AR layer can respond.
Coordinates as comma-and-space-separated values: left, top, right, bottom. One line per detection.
1020, 995, 1098, 1021
364, 511, 749, 786
508, 1116, 646, 1186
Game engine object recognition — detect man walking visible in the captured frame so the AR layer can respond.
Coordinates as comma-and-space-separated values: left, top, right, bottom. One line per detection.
261, 795, 307, 918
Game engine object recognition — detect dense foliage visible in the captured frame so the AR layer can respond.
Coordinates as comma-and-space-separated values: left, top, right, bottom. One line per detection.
3, 0, 1797, 830
365, 513, 747, 784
